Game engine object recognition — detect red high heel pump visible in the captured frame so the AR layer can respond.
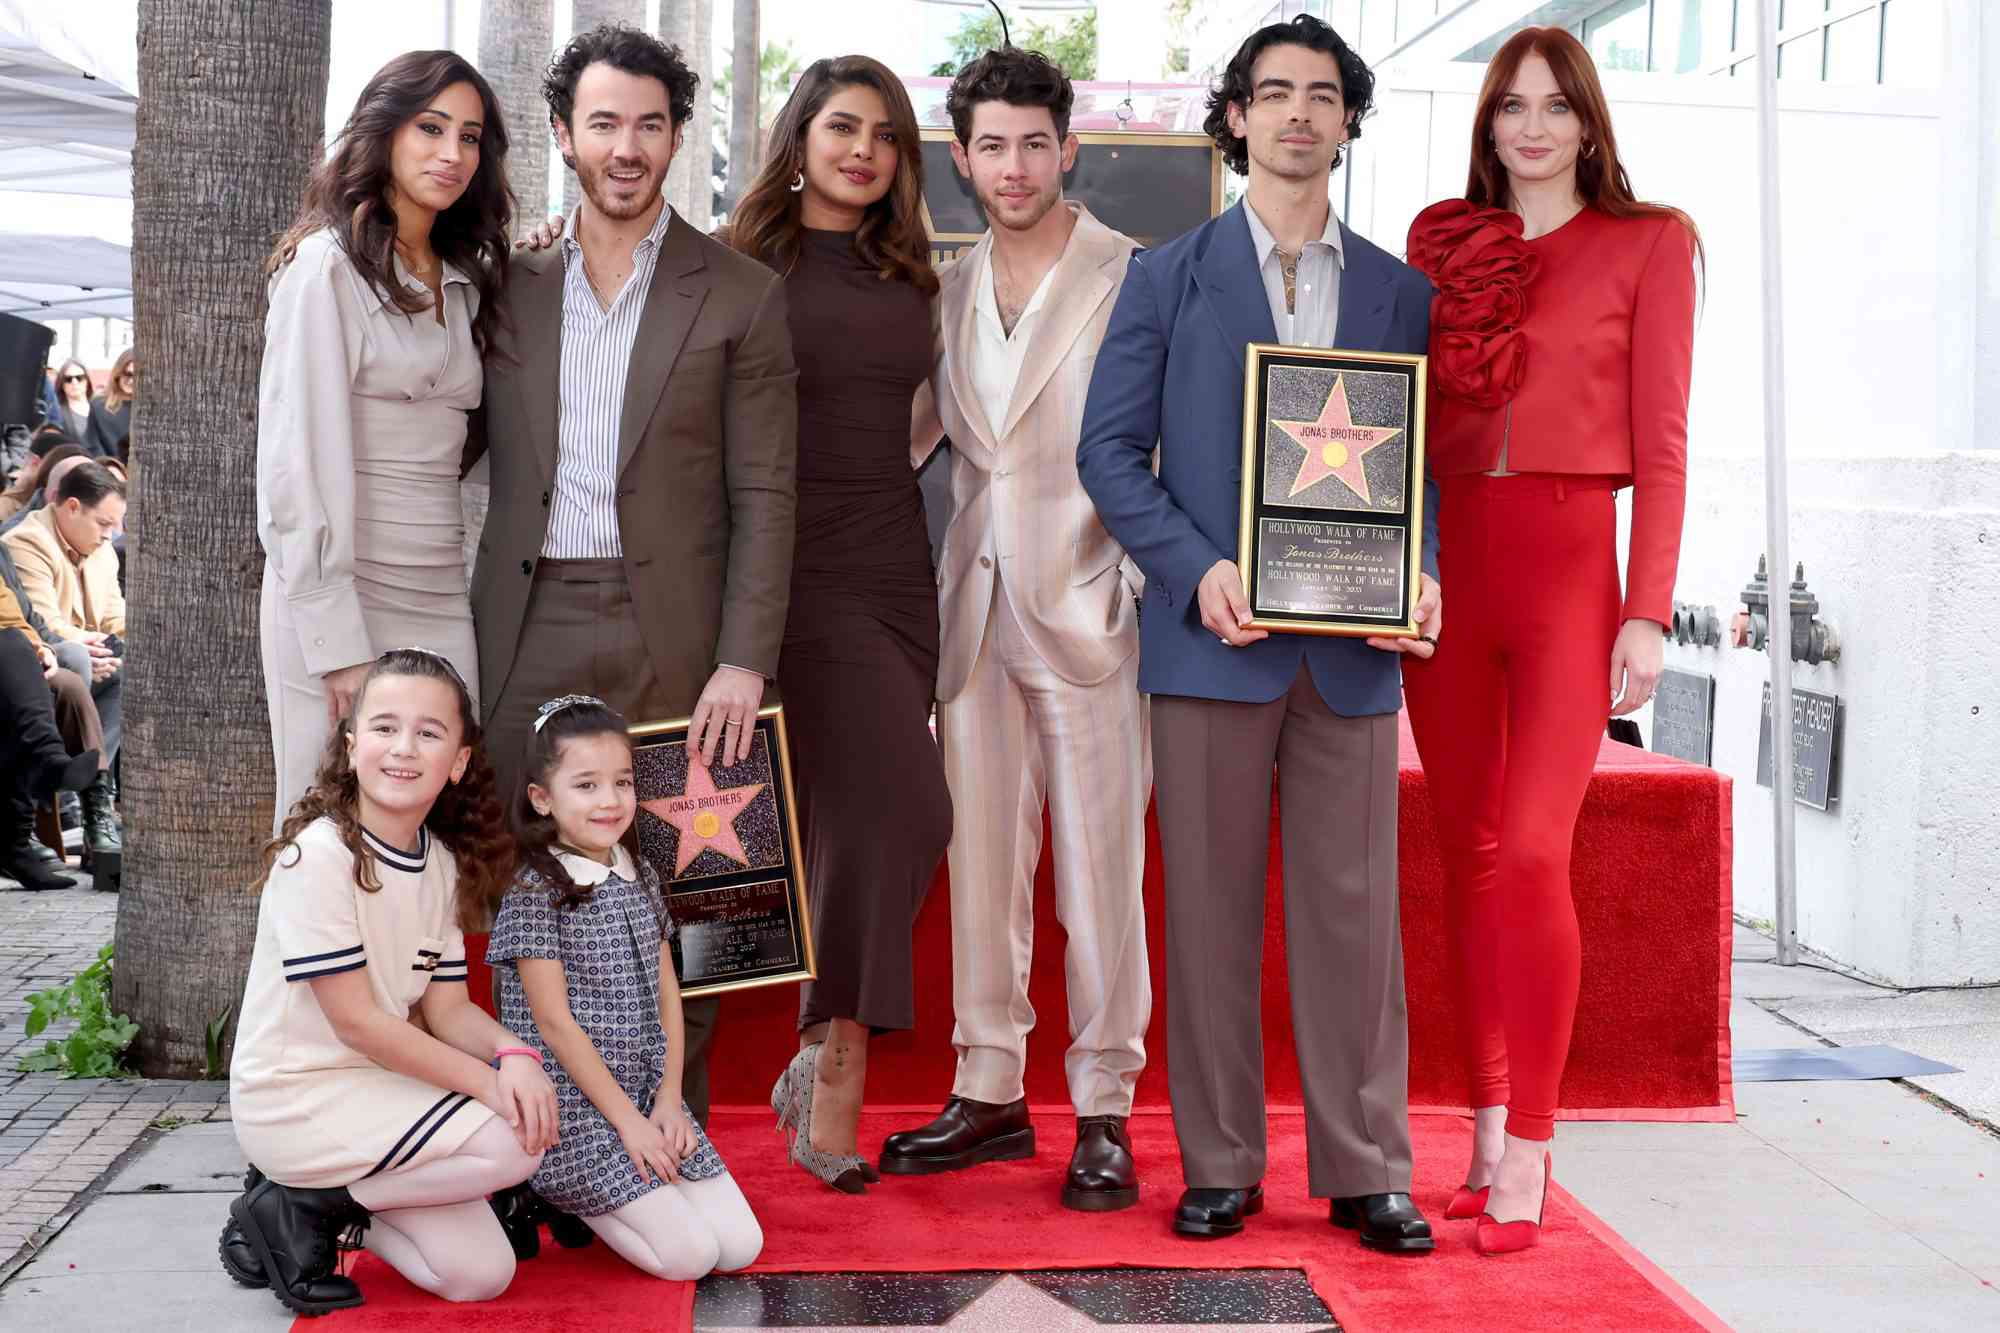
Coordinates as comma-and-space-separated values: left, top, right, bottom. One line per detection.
1444, 1184, 1490, 1220
1474, 1154, 1550, 1255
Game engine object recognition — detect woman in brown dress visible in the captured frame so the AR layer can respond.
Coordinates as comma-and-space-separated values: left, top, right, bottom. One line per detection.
727, 55, 951, 1193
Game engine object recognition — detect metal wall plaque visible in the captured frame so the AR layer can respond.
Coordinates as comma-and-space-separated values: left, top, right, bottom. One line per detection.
1755, 683, 1843, 810
1237, 345, 1428, 637
1651, 667, 1716, 765
629, 705, 816, 997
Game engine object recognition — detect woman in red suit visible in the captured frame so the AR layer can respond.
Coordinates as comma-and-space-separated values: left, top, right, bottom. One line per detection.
1402, 26, 1699, 1256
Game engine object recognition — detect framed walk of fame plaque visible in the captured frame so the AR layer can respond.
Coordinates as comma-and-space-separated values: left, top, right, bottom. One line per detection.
1237, 344, 1428, 637
630, 705, 815, 998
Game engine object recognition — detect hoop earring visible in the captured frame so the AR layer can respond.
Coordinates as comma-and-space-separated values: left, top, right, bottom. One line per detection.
789, 171, 805, 193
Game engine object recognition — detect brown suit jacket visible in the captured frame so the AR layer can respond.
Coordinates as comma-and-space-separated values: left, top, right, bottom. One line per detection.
912, 204, 1141, 702
465, 212, 798, 718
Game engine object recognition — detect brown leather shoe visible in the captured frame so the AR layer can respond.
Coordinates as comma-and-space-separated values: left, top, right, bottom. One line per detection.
878, 1096, 1034, 1175
1062, 1115, 1138, 1211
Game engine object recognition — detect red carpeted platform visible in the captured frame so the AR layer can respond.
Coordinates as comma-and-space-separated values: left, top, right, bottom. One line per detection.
469, 714, 1734, 1120
311, 1111, 1729, 1333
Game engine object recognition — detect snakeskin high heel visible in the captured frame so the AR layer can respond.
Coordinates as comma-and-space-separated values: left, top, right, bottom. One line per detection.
773, 1042, 868, 1194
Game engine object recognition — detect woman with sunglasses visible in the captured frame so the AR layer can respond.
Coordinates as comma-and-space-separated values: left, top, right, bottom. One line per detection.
49, 360, 96, 451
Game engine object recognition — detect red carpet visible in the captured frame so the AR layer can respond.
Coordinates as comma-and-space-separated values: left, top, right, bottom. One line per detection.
468, 715, 1734, 1119
309, 1110, 1728, 1332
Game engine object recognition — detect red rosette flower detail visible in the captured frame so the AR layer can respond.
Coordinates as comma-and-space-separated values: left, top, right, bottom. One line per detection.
1406, 199, 1541, 409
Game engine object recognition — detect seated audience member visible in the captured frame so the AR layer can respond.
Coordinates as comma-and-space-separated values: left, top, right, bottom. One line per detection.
89, 350, 135, 464
0, 440, 85, 527
49, 359, 96, 450
0, 585, 102, 891
3, 461, 127, 884
0, 534, 120, 870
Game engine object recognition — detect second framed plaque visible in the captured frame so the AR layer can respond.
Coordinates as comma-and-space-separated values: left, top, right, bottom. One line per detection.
629, 705, 815, 999
1237, 344, 1428, 637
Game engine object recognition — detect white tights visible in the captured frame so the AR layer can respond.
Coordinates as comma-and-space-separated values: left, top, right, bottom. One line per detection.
584, 1173, 764, 1281
347, 1115, 541, 1303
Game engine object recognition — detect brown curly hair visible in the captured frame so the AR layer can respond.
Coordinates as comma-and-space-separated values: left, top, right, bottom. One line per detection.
257, 649, 513, 933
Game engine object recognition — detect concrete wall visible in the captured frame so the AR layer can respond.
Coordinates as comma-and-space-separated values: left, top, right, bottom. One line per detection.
1334, 54, 2000, 985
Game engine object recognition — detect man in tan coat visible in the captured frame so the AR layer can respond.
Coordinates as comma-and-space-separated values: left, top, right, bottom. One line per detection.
881, 49, 1151, 1212
3, 459, 126, 886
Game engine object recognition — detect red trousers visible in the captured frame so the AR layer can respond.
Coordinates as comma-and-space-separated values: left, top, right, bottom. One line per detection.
1401, 473, 1621, 1142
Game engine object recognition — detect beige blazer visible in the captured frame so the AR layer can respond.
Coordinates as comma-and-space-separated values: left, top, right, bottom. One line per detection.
913, 204, 1140, 703
2, 505, 124, 640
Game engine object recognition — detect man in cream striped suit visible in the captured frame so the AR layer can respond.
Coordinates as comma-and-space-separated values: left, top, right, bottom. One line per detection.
880, 49, 1151, 1213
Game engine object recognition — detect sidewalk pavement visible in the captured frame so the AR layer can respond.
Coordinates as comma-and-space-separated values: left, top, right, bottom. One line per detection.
1, 890, 1995, 1330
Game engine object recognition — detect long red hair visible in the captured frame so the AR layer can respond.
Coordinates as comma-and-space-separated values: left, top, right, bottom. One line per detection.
1467, 27, 1702, 267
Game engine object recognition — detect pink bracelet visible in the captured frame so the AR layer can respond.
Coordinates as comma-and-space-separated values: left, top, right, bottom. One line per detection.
495, 1046, 542, 1063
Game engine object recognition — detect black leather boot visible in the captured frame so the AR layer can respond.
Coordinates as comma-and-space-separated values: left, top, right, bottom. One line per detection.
1063, 1115, 1140, 1212
218, 1167, 271, 1287
2, 829, 74, 892
230, 1176, 369, 1315
490, 1181, 544, 1261
79, 772, 120, 891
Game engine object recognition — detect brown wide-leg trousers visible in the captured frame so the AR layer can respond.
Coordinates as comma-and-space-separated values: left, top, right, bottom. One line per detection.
1152, 664, 1411, 1198
484, 559, 720, 1124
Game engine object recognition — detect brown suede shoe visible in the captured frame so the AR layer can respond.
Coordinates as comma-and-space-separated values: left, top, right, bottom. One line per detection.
1062, 1115, 1139, 1211
878, 1096, 1034, 1175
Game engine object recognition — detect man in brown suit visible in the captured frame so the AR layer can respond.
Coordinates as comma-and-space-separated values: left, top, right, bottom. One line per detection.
465, 25, 797, 1121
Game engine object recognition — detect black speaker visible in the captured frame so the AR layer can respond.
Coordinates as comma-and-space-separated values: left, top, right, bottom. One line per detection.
0, 311, 56, 429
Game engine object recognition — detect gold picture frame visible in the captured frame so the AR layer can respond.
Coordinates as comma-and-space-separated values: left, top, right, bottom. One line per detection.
1236, 344, 1429, 637
628, 704, 816, 998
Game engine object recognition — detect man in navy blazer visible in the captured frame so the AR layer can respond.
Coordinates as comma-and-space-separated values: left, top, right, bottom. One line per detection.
1078, 15, 1441, 1253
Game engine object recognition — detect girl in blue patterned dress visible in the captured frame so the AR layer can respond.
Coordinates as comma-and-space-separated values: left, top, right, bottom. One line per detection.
486, 695, 763, 1280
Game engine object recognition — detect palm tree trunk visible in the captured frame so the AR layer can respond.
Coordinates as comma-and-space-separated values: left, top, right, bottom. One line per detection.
480, 0, 556, 237
686, 0, 715, 232
116, 0, 332, 1076
562, 0, 644, 216
723, 0, 760, 212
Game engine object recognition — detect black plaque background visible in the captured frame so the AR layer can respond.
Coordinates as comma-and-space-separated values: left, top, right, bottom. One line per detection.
1755, 683, 1843, 810
1651, 667, 1717, 766
921, 131, 1219, 265
630, 711, 814, 997
1245, 350, 1420, 633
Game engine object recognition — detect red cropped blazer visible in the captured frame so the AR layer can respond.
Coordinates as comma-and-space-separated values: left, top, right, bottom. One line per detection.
1407, 201, 1697, 626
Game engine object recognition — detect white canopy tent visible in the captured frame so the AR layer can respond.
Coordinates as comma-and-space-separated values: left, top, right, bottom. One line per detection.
0, 0, 136, 199
0, 232, 129, 319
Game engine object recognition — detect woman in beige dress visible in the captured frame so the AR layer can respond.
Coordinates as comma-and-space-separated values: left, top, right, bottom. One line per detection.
258, 50, 514, 824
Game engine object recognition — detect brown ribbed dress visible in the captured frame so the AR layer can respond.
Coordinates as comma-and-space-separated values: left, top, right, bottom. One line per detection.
780, 228, 953, 1033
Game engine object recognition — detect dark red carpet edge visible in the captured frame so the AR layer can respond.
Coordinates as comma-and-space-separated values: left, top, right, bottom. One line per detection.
309, 1110, 1729, 1332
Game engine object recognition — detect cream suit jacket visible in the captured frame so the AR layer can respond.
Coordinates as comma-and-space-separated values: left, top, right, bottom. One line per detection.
914, 203, 1142, 703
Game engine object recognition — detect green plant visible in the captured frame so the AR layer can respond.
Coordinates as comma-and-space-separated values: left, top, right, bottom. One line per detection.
930, 6, 1099, 80
18, 943, 139, 1078
204, 1003, 233, 1081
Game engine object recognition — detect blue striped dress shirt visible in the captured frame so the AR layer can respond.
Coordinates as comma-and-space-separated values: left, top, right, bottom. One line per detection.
542, 200, 678, 559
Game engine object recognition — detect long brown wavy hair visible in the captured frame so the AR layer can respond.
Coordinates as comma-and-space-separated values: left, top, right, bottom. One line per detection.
102, 349, 136, 412
266, 50, 513, 353
1467, 27, 1702, 268
507, 697, 640, 913
258, 648, 512, 933
726, 55, 937, 294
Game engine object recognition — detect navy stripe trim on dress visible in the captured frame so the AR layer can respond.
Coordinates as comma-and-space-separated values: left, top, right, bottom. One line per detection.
286, 959, 367, 982
394, 1093, 475, 1169
282, 944, 364, 967
361, 825, 428, 873
363, 1090, 461, 1179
